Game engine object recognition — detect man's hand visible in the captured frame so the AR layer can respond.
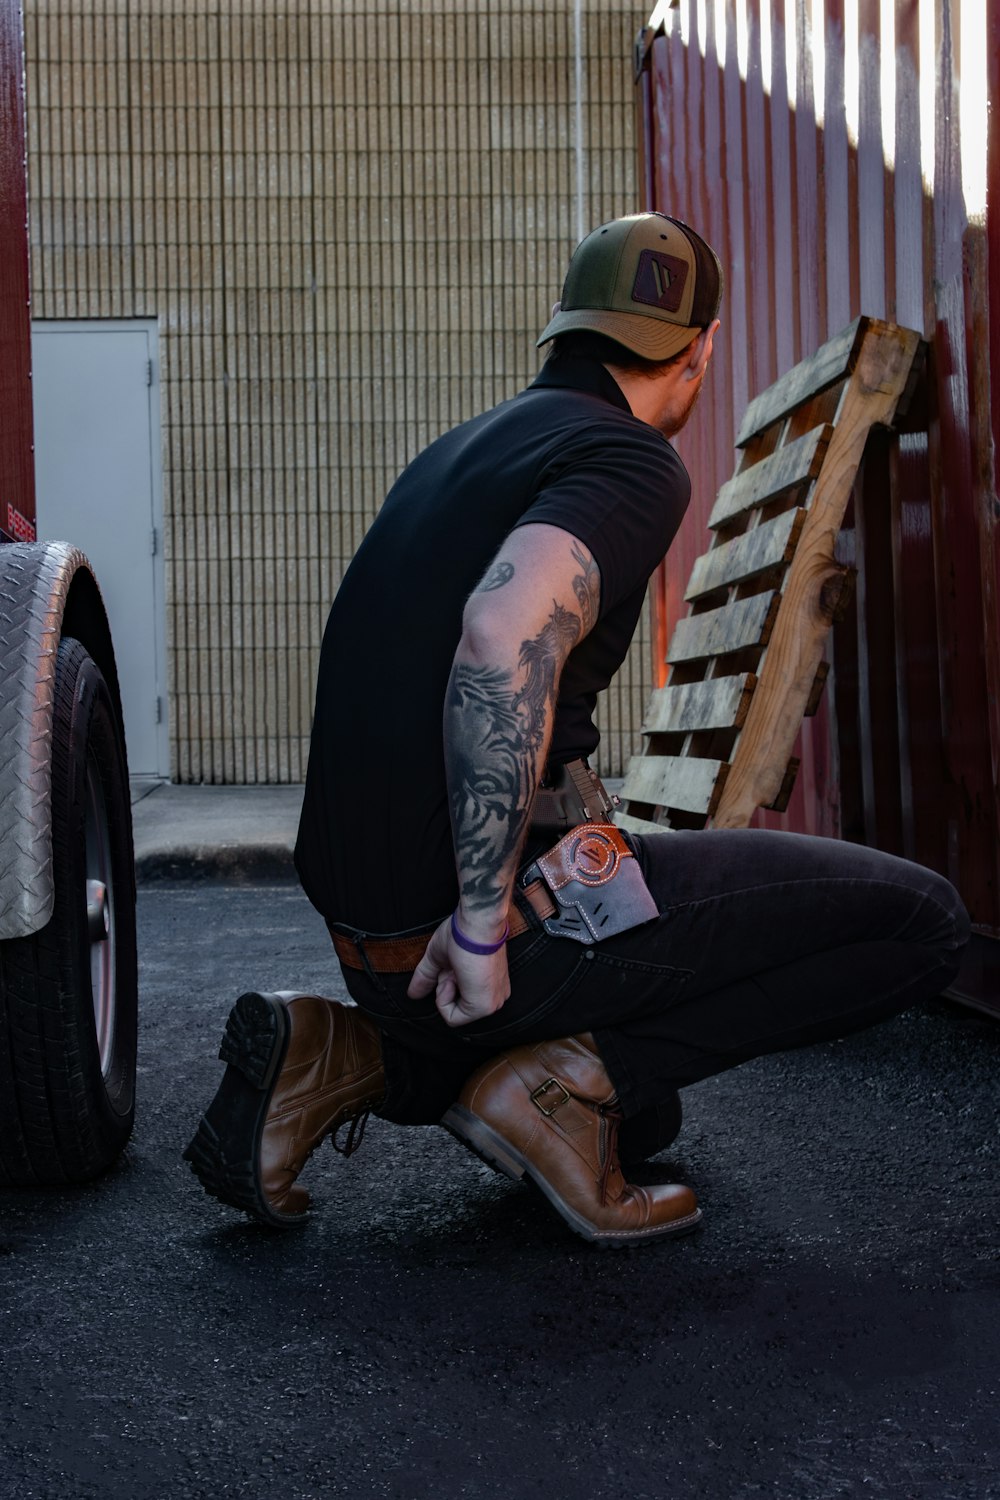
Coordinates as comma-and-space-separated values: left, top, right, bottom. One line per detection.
407, 917, 511, 1027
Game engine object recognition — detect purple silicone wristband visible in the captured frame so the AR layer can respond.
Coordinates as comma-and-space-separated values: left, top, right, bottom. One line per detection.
450, 911, 510, 956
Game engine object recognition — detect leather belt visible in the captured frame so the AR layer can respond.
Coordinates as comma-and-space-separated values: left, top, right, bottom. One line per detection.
329, 878, 557, 974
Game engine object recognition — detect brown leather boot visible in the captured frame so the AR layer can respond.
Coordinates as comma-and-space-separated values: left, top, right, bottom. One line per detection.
442, 1034, 701, 1247
183, 991, 384, 1227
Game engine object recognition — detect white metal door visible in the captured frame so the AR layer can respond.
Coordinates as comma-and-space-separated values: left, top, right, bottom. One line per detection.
31, 320, 167, 779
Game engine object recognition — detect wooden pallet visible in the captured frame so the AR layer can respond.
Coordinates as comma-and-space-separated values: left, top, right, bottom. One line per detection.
615, 316, 923, 835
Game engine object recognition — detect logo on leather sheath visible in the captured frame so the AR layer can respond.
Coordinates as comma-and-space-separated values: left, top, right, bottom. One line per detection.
631, 249, 689, 312
569, 828, 620, 885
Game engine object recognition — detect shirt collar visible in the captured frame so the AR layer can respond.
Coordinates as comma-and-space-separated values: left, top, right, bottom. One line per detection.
528, 354, 634, 415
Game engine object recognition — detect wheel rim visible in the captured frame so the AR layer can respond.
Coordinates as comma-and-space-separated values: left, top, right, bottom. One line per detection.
85, 753, 117, 1077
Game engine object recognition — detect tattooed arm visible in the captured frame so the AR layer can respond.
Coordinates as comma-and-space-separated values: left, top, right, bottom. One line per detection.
408, 523, 601, 1025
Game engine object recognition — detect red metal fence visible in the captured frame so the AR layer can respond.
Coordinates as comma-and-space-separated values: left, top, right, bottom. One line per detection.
636, 0, 998, 1007
0, 0, 34, 544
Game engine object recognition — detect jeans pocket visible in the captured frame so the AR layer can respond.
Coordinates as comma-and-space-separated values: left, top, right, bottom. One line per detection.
453, 941, 591, 1046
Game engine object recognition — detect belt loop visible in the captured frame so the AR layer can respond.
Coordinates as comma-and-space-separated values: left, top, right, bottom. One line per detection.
354, 933, 381, 990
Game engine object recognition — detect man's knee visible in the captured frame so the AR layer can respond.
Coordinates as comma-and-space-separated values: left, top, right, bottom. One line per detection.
904, 864, 970, 958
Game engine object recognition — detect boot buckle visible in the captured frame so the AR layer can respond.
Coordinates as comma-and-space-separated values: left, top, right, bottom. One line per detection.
530, 1077, 571, 1116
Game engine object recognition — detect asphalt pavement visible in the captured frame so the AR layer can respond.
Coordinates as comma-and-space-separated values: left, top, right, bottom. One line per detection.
0, 791, 997, 1499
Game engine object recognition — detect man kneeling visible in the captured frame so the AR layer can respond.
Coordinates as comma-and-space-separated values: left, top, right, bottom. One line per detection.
185, 214, 968, 1245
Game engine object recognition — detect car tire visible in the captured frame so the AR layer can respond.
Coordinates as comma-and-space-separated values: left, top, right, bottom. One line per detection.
0, 637, 137, 1185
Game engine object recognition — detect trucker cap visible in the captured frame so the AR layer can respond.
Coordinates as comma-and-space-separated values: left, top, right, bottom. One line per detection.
537, 212, 723, 361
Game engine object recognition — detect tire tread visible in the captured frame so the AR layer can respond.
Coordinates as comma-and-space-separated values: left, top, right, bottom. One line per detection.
0, 638, 137, 1187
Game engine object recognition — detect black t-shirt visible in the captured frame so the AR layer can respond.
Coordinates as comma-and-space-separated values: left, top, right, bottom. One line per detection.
294, 355, 691, 931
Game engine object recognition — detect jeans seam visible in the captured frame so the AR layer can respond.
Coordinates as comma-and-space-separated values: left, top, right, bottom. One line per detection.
592, 953, 693, 980
631, 947, 960, 1100
662, 876, 960, 931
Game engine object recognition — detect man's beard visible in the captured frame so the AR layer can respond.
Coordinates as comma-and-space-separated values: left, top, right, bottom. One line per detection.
660, 376, 705, 438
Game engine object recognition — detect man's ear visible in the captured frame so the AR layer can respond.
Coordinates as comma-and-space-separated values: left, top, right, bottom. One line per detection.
683, 319, 720, 381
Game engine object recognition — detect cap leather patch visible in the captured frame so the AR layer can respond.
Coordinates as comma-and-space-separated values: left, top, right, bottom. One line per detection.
631, 249, 689, 313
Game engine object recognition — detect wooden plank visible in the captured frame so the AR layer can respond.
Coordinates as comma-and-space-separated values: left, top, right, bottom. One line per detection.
766, 757, 800, 812
686, 509, 806, 599
713, 321, 922, 826
613, 811, 672, 836
736, 317, 866, 445
642, 673, 757, 734
667, 590, 780, 665
709, 426, 832, 528
803, 660, 830, 715
621, 753, 729, 816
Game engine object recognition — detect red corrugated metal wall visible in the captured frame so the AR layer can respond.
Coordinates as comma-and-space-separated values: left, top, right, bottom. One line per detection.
0, 0, 35, 543
637, 0, 999, 981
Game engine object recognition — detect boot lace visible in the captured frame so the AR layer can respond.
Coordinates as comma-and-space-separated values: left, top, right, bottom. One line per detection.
331, 1109, 370, 1158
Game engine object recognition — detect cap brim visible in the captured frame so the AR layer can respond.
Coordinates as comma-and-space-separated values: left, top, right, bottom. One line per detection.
536, 307, 700, 360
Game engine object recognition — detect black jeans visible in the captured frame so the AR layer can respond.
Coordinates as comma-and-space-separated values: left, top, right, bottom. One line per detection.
340, 830, 970, 1160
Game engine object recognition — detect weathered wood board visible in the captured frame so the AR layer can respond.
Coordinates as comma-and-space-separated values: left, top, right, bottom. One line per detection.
686, 509, 805, 600
714, 322, 921, 825
666, 590, 780, 664
623, 753, 728, 816
616, 316, 923, 834
735, 319, 865, 445
614, 811, 672, 836
642, 673, 757, 735
709, 426, 832, 528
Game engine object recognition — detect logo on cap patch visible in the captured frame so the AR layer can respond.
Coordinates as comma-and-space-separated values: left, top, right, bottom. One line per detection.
631, 250, 689, 313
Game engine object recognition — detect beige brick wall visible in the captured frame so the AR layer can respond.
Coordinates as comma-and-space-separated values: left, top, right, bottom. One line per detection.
26, 0, 650, 782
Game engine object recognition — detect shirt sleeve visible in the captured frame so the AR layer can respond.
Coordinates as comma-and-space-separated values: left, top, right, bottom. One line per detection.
512, 419, 691, 619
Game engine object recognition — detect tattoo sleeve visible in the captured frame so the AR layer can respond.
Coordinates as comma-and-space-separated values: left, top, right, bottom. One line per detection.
570, 541, 601, 632
474, 560, 515, 593
444, 586, 586, 916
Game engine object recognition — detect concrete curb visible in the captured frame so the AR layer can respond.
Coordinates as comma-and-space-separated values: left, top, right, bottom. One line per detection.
131, 783, 303, 885
135, 845, 298, 884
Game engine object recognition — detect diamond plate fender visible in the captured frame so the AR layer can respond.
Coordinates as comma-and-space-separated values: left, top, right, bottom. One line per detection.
0, 542, 97, 939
